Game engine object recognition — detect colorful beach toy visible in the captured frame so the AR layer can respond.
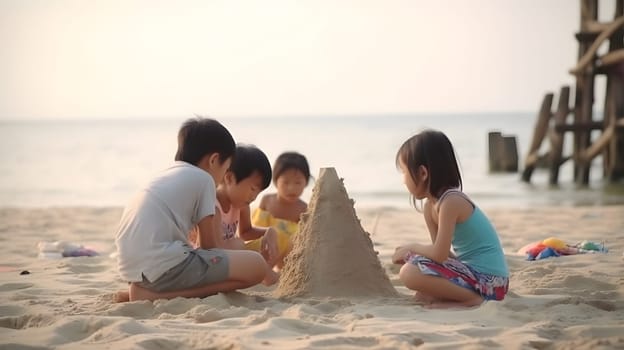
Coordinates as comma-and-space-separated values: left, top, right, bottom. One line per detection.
519, 237, 608, 260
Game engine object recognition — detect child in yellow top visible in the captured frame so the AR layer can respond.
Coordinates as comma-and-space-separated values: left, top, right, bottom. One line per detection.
251, 152, 310, 266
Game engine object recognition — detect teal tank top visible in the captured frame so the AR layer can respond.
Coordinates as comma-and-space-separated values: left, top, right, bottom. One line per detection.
440, 190, 509, 277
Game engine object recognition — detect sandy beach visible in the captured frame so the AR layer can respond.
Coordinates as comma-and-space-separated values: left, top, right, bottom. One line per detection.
0, 204, 623, 349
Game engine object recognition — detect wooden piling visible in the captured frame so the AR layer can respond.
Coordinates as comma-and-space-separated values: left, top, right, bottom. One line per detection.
605, 1, 624, 180
548, 86, 571, 185
523, 0, 623, 186
489, 132, 519, 173
521, 93, 553, 182
572, 0, 599, 185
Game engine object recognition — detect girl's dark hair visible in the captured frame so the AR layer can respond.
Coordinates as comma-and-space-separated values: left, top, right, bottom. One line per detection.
175, 117, 235, 166
229, 144, 272, 189
395, 129, 462, 202
272, 152, 311, 185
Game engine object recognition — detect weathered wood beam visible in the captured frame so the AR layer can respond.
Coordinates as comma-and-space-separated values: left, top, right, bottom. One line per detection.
554, 121, 605, 132
598, 49, 624, 67
549, 86, 571, 185
585, 20, 618, 33
569, 16, 624, 74
578, 124, 615, 163
521, 93, 553, 182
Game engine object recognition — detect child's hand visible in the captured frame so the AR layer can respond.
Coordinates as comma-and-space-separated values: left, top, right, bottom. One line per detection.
261, 228, 279, 265
392, 246, 413, 265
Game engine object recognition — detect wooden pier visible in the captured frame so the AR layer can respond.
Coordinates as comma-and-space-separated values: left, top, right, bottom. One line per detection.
522, 0, 624, 185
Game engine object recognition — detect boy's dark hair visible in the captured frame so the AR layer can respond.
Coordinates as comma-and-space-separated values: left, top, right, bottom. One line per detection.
175, 117, 235, 166
395, 129, 462, 201
273, 152, 311, 185
229, 144, 272, 189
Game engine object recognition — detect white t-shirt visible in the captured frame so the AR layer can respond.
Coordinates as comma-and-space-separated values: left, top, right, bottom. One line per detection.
115, 161, 216, 282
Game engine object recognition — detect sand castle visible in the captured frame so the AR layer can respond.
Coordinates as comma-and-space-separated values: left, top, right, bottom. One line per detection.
276, 168, 398, 298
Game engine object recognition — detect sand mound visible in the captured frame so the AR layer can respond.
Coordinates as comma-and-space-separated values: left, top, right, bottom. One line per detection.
276, 168, 398, 298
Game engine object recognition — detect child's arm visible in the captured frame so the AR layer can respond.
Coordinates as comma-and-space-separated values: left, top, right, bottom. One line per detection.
392, 199, 455, 264
196, 214, 220, 250
394, 196, 466, 264
417, 195, 465, 263
221, 237, 247, 250
238, 205, 279, 263
238, 205, 270, 241
424, 200, 456, 259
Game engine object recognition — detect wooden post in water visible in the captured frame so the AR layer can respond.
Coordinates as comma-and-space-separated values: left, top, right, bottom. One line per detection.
503, 136, 519, 172
570, 1, 624, 183
523, 0, 624, 185
573, 0, 599, 185
604, 1, 624, 180
548, 86, 571, 185
489, 131, 518, 173
521, 93, 553, 182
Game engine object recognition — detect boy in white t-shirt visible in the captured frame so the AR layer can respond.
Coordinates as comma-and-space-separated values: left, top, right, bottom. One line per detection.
114, 117, 267, 302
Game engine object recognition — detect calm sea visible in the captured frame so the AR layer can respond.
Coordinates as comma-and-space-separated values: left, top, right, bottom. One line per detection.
2, 114, 623, 210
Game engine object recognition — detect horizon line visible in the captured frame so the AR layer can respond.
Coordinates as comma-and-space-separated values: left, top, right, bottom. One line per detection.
0, 110, 545, 123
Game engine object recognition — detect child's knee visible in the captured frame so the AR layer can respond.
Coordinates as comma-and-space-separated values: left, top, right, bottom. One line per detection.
229, 251, 267, 284
399, 264, 425, 290
248, 252, 268, 278
398, 263, 415, 279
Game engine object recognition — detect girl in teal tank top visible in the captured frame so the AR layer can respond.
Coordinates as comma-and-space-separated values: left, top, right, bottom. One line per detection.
392, 130, 509, 309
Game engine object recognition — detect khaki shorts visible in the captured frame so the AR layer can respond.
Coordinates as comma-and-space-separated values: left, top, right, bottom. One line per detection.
138, 249, 230, 293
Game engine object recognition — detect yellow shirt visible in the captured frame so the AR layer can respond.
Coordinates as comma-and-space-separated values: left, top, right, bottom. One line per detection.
251, 207, 299, 237
246, 207, 299, 255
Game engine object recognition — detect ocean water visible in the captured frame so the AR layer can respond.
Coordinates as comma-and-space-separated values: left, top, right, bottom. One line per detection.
1, 114, 623, 210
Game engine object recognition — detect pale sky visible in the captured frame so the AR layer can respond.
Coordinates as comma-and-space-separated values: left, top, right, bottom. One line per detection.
0, 0, 617, 120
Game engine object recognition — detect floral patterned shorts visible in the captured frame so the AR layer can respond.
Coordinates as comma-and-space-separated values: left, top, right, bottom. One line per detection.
407, 255, 509, 301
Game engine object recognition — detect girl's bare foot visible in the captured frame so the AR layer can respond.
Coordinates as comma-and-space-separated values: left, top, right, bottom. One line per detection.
425, 297, 483, 309
413, 291, 436, 305
114, 290, 130, 303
